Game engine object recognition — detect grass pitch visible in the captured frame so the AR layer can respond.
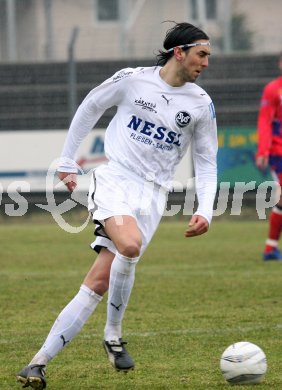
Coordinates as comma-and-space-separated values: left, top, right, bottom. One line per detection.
1, 216, 282, 389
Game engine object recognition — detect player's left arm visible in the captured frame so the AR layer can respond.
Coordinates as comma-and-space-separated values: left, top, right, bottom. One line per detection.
256, 83, 276, 159
189, 101, 218, 234
185, 214, 209, 237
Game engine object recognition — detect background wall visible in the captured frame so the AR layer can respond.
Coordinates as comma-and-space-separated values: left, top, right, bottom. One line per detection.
0, 0, 281, 63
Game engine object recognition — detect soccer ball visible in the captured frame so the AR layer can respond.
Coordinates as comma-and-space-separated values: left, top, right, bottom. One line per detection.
220, 341, 267, 385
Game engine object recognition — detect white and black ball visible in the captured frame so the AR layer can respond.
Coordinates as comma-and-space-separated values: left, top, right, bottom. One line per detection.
220, 341, 267, 385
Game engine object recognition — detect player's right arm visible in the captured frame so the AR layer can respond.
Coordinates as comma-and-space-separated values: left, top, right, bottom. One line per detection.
255, 155, 269, 171
57, 172, 77, 192
256, 82, 275, 167
57, 68, 132, 190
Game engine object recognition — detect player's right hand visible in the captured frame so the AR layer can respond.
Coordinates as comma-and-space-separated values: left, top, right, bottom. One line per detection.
57, 171, 77, 192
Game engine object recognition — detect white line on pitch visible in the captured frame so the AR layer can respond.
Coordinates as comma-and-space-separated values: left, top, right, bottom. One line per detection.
78, 323, 282, 339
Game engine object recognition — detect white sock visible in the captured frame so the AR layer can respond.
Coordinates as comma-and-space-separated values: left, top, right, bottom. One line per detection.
30, 285, 102, 366
104, 252, 139, 341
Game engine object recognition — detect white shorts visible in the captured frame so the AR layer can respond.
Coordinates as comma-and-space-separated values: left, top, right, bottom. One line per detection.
88, 161, 167, 255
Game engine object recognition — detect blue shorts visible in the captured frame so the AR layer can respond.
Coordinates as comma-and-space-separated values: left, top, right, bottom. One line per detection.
269, 155, 282, 185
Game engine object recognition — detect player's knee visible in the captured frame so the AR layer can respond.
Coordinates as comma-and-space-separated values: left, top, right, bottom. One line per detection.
119, 241, 141, 258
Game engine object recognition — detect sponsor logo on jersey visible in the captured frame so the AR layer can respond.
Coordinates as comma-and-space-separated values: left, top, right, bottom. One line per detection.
113, 70, 133, 83
161, 94, 173, 105
127, 115, 182, 147
175, 111, 191, 128
135, 97, 157, 113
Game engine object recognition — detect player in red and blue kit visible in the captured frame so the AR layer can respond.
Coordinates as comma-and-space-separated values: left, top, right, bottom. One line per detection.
256, 52, 282, 260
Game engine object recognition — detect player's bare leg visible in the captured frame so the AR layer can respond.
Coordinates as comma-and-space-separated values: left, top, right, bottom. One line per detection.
16, 249, 114, 388
16, 216, 141, 387
83, 248, 115, 295
263, 181, 282, 260
99, 215, 142, 372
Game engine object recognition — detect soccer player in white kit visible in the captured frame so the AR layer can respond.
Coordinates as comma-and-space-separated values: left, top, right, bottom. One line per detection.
17, 22, 217, 389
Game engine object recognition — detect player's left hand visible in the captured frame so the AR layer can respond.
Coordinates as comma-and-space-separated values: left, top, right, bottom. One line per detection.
184, 215, 209, 237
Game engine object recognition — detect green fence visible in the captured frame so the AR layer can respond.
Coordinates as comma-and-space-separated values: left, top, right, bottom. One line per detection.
217, 127, 272, 186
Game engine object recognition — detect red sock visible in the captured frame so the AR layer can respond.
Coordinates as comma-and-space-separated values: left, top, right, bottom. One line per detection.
264, 208, 282, 252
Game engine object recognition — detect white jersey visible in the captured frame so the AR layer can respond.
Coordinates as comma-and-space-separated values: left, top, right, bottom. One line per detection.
58, 66, 218, 223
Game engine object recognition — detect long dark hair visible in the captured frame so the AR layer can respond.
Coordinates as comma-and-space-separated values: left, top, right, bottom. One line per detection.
156, 22, 209, 66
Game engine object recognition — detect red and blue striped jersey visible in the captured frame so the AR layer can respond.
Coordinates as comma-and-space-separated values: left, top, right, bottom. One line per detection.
257, 76, 282, 157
